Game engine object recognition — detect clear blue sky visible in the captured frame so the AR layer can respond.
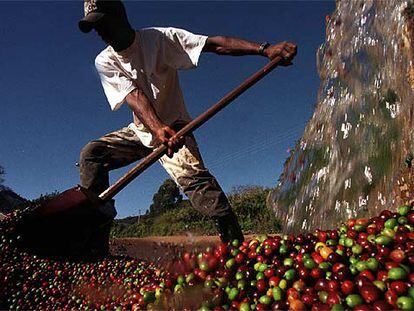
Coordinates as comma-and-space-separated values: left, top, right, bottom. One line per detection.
0, 1, 335, 218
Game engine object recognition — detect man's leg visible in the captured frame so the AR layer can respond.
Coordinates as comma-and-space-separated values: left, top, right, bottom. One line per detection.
79, 127, 152, 256
159, 134, 244, 243
79, 126, 152, 195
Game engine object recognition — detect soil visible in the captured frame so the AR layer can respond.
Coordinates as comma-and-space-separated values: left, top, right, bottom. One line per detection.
110, 234, 258, 263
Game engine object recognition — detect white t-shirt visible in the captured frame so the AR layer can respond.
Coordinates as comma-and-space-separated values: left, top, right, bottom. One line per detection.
94, 27, 208, 146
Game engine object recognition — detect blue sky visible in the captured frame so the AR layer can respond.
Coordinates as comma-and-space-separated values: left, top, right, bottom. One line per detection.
0, 1, 335, 218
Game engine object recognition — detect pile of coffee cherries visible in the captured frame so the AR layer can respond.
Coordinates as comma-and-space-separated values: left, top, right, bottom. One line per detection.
0, 207, 165, 310
185, 205, 414, 310
1, 204, 414, 310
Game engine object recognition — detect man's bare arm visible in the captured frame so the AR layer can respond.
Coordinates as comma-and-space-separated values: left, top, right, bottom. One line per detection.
125, 89, 181, 157
203, 36, 262, 56
203, 36, 297, 64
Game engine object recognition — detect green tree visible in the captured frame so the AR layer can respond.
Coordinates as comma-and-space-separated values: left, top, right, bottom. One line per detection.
149, 179, 182, 215
228, 186, 280, 233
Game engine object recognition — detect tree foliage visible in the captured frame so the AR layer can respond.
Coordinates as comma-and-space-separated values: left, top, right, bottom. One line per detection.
227, 186, 280, 233
112, 184, 280, 238
148, 179, 182, 215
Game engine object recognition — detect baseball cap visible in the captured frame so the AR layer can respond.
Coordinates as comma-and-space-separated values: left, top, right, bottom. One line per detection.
79, 0, 127, 33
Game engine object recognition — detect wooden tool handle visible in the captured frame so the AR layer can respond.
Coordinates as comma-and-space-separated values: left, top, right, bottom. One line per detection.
99, 56, 283, 202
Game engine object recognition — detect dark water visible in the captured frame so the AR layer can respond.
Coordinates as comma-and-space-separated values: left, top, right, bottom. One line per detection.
269, 0, 414, 233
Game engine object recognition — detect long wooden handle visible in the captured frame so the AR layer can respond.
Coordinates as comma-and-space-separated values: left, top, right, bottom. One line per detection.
99, 56, 283, 202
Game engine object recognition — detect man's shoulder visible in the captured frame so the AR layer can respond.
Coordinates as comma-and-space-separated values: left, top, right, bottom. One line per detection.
138, 27, 191, 39
94, 46, 114, 68
139, 26, 169, 33
138, 27, 168, 39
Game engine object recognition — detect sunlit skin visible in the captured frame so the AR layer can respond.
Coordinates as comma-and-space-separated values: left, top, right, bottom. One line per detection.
91, 14, 297, 157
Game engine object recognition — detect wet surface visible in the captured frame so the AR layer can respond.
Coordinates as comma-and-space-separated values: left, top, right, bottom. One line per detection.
110, 234, 262, 264
269, 0, 414, 233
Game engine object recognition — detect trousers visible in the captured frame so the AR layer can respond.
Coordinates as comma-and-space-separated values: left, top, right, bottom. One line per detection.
78, 125, 233, 218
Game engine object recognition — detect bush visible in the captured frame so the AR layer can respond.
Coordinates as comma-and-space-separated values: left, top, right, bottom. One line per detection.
111, 185, 280, 238
31, 191, 60, 205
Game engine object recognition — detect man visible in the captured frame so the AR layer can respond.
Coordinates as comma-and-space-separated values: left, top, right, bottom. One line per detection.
78, 0, 297, 243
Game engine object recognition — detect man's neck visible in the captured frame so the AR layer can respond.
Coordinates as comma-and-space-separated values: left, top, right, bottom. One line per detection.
113, 29, 135, 52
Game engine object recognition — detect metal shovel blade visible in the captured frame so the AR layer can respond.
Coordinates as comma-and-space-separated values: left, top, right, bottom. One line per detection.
16, 186, 113, 259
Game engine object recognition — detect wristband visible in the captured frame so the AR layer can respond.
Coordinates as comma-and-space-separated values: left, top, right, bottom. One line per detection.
258, 42, 270, 55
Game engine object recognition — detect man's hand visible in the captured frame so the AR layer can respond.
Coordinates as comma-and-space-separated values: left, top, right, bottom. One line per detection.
263, 41, 297, 65
126, 89, 184, 158
154, 126, 184, 158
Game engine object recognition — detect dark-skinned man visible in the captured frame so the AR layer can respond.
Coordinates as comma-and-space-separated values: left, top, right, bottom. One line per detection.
78, 0, 297, 246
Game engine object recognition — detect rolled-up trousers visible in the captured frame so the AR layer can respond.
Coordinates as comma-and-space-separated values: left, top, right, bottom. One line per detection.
79, 125, 233, 219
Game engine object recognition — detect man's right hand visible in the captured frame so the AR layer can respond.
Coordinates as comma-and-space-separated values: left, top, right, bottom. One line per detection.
154, 126, 184, 158
126, 90, 184, 158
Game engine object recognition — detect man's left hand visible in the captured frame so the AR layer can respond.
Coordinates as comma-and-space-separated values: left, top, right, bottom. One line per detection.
263, 41, 297, 65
